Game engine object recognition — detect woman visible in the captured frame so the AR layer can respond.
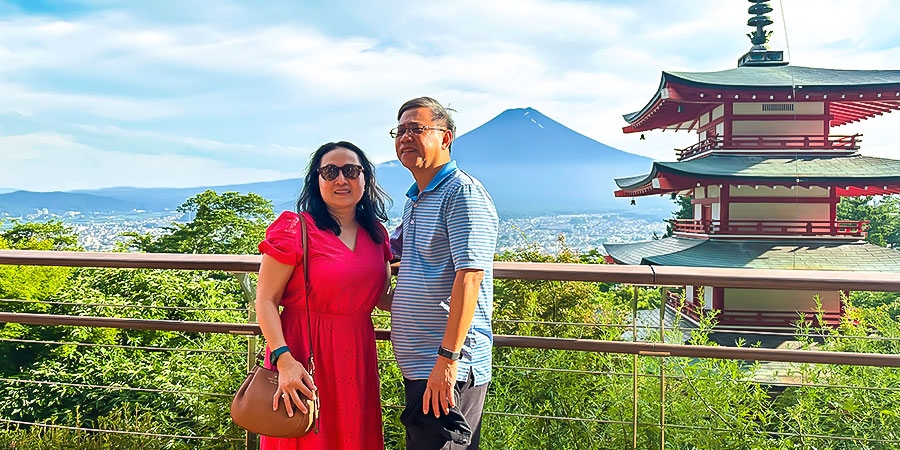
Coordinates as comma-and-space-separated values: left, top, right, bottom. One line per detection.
255, 141, 392, 450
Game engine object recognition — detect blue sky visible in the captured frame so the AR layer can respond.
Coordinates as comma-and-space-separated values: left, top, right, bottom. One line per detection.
2, 0, 900, 191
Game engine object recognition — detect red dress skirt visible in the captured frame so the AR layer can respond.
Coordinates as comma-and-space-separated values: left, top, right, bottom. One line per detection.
258, 211, 391, 450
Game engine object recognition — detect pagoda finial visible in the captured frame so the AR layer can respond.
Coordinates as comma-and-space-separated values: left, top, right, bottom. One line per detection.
747, 0, 773, 46
738, 0, 787, 67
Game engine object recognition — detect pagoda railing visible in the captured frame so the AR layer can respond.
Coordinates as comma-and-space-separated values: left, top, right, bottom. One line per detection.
676, 134, 861, 160
665, 290, 843, 328
670, 219, 868, 238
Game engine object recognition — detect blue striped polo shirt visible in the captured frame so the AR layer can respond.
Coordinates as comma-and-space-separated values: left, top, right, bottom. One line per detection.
391, 160, 499, 385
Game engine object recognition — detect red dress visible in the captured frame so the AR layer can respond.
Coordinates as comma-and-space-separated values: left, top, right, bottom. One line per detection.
258, 211, 391, 450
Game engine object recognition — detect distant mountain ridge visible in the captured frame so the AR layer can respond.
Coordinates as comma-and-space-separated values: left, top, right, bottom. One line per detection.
0, 107, 670, 219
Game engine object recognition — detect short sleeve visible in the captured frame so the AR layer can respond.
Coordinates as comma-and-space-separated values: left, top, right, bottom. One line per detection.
258, 211, 303, 266
389, 223, 403, 259
380, 224, 394, 262
445, 184, 499, 272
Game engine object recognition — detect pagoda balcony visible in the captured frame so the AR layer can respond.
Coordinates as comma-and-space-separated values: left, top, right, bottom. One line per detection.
676, 134, 861, 161
670, 219, 868, 238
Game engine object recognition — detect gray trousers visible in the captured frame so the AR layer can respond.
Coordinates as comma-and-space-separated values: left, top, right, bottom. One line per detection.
403, 371, 489, 450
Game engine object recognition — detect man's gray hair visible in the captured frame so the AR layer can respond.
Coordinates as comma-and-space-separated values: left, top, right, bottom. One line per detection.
397, 97, 456, 150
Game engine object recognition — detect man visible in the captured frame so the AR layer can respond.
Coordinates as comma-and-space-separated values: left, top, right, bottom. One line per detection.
390, 97, 499, 449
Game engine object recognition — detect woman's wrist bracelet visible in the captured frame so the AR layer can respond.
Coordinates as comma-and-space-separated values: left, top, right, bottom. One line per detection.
269, 345, 291, 366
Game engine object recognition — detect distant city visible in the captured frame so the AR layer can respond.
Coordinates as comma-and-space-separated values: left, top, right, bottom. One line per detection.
4, 209, 666, 255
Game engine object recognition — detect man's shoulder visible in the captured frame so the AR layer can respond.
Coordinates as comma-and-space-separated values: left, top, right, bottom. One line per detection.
443, 168, 489, 194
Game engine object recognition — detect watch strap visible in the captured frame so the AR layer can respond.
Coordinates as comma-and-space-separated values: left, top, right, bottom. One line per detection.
437, 346, 461, 361
269, 345, 291, 366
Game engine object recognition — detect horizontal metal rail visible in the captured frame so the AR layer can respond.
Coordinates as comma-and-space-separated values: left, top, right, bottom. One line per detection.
0, 298, 247, 312
0, 337, 245, 355
3, 312, 900, 368
0, 418, 243, 442
0, 377, 231, 398
3, 249, 900, 292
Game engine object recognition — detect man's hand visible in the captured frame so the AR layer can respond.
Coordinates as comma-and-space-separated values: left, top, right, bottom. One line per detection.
423, 356, 458, 417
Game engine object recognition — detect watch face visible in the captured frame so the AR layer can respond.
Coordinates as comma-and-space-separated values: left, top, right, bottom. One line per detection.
438, 347, 460, 360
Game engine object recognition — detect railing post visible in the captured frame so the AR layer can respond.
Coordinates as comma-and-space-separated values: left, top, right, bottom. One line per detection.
659, 288, 667, 450
235, 273, 259, 450
632, 285, 639, 450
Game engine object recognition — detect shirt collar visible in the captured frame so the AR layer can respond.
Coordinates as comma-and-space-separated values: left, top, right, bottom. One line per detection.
406, 160, 458, 201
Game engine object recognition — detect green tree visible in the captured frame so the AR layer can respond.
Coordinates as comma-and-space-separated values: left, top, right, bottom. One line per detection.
123, 190, 275, 255
664, 194, 693, 237
0, 220, 81, 251
837, 195, 900, 248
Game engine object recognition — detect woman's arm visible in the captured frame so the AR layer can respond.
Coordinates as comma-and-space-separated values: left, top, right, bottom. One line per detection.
255, 254, 316, 417
376, 260, 393, 311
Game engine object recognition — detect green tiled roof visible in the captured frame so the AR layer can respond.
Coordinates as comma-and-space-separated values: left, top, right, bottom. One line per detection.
623, 65, 900, 125
615, 155, 900, 190
667, 66, 900, 89
604, 237, 900, 272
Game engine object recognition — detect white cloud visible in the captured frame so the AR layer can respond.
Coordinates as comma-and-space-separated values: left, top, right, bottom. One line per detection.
0, 131, 296, 191
78, 125, 309, 157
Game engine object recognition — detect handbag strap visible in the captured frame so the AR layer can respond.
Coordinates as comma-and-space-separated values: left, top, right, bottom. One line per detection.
298, 213, 315, 377
299, 212, 320, 435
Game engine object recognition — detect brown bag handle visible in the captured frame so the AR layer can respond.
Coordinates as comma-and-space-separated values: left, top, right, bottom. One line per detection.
299, 213, 315, 377
298, 212, 319, 434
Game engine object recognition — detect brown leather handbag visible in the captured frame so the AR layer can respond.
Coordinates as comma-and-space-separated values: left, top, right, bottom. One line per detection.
231, 214, 319, 437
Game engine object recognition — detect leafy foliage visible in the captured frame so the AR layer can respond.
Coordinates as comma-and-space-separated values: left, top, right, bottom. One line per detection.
665, 195, 693, 237
837, 195, 900, 248
123, 190, 274, 254
1, 220, 81, 251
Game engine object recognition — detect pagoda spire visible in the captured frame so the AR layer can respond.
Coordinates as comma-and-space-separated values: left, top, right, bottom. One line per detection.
737, 0, 787, 67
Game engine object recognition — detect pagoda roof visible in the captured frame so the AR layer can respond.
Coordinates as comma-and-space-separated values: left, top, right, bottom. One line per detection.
604, 237, 900, 272
623, 65, 900, 132
614, 154, 900, 196
665, 65, 900, 91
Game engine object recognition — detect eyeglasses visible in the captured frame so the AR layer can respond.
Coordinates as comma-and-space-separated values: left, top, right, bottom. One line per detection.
318, 164, 364, 181
389, 126, 447, 139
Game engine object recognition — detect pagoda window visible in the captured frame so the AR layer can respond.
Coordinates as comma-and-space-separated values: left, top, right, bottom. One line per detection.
724, 288, 840, 313
731, 119, 823, 136
733, 102, 824, 115
712, 104, 725, 120
699, 112, 710, 127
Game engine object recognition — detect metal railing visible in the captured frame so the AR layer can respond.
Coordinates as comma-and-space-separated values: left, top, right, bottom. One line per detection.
676, 134, 862, 160
670, 219, 869, 238
1, 249, 900, 449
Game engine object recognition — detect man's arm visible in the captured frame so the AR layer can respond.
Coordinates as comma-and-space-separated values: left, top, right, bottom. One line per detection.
423, 268, 484, 417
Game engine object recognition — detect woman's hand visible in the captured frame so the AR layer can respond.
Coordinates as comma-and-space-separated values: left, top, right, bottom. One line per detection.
272, 353, 317, 417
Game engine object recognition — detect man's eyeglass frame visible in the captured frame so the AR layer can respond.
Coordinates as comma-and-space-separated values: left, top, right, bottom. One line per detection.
389, 126, 447, 139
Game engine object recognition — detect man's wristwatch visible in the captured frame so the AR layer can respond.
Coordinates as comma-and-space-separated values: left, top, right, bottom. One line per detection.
269, 346, 291, 366
437, 346, 461, 361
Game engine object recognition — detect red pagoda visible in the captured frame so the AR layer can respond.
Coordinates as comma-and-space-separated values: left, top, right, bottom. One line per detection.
604, 0, 900, 328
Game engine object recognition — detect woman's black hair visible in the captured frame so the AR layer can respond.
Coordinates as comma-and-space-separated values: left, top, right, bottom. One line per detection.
296, 141, 390, 244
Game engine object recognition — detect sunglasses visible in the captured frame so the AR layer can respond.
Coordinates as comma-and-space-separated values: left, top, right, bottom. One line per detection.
318, 164, 364, 181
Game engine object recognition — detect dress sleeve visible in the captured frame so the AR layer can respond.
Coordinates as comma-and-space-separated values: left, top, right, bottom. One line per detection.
258, 211, 303, 266
380, 223, 394, 262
